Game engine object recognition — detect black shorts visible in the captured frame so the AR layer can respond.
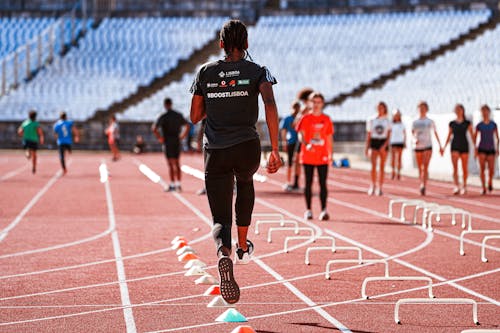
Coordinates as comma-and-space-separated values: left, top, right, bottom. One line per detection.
477, 148, 496, 156
415, 147, 432, 153
370, 138, 388, 151
286, 143, 297, 167
451, 148, 469, 155
391, 143, 404, 149
23, 139, 38, 150
164, 141, 181, 159
59, 144, 72, 152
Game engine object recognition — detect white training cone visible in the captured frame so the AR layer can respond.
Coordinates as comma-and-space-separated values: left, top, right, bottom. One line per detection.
184, 266, 206, 277
207, 295, 234, 308
184, 259, 207, 269
195, 274, 219, 285
176, 246, 195, 256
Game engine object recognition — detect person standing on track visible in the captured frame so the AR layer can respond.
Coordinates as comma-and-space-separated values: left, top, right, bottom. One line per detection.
152, 98, 189, 192
280, 101, 301, 191
296, 92, 333, 221
412, 101, 442, 196
390, 109, 406, 180
105, 115, 121, 162
18, 110, 44, 174
441, 104, 474, 195
474, 104, 499, 194
53, 112, 79, 174
365, 102, 391, 196
190, 19, 281, 304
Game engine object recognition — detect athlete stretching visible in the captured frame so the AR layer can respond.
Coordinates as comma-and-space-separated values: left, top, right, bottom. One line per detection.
190, 20, 281, 304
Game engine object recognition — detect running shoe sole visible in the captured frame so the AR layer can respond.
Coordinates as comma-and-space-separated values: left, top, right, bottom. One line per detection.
218, 256, 240, 304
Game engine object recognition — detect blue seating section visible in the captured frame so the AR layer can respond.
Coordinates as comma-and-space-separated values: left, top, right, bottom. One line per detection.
0, 18, 56, 58
0, 17, 226, 120
120, 10, 491, 121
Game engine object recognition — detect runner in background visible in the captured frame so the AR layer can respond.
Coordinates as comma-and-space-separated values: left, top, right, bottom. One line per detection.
412, 101, 442, 196
152, 98, 189, 192
190, 19, 281, 304
18, 110, 44, 174
53, 112, 79, 174
390, 109, 406, 180
280, 101, 301, 191
365, 102, 391, 196
474, 104, 499, 194
296, 92, 333, 221
105, 115, 121, 162
441, 104, 474, 195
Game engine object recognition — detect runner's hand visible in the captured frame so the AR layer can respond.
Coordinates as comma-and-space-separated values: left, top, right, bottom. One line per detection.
267, 150, 282, 174
158, 137, 165, 144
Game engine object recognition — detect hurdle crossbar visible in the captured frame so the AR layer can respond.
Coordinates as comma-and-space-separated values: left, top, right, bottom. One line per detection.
460, 230, 500, 255
268, 227, 315, 243
394, 298, 479, 325
362, 276, 434, 299
255, 219, 299, 235
481, 235, 500, 263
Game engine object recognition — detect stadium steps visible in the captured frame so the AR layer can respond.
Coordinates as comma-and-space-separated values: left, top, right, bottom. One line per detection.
327, 12, 500, 106
89, 31, 221, 122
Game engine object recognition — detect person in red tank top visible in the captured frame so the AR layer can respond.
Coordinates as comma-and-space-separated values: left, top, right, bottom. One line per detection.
296, 92, 334, 221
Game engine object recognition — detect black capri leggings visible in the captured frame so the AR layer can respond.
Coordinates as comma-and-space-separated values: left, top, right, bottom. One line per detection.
304, 164, 328, 211
204, 138, 261, 251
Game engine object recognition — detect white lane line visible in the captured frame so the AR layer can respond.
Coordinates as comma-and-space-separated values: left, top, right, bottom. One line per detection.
176, 164, 351, 332
0, 169, 62, 242
326, 177, 500, 252
100, 163, 137, 333
255, 258, 351, 332
0, 164, 29, 181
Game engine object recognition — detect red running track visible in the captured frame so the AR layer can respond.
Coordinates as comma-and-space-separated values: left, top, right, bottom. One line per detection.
0, 151, 498, 333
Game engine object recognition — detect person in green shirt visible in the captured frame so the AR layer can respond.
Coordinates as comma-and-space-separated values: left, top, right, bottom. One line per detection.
18, 110, 44, 174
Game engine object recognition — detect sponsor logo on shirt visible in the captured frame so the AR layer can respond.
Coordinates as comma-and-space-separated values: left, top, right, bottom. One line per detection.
220, 80, 227, 88
207, 83, 218, 88
229, 80, 236, 87
237, 79, 250, 86
218, 70, 240, 78
207, 91, 249, 98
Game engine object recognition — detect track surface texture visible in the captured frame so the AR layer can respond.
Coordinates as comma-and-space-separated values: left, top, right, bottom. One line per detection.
0, 151, 498, 333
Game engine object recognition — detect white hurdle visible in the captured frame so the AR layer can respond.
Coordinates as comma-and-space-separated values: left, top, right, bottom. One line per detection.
388, 199, 425, 222
255, 219, 299, 235
252, 213, 283, 220
394, 298, 479, 325
426, 205, 472, 231
362, 276, 434, 300
284, 236, 315, 253
460, 230, 500, 255
267, 227, 315, 243
481, 235, 500, 262
461, 330, 500, 333
304, 236, 337, 264
413, 202, 440, 225
325, 257, 387, 280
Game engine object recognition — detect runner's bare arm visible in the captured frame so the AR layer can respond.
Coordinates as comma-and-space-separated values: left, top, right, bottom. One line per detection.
190, 95, 206, 124
37, 127, 44, 145
260, 82, 282, 173
179, 124, 190, 140
73, 126, 80, 143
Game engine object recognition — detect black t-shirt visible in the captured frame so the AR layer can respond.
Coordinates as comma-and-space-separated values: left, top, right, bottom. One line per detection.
190, 59, 277, 149
449, 119, 471, 151
153, 109, 187, 143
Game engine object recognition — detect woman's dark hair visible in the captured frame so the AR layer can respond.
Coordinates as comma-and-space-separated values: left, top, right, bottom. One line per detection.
378, 101, 388, 115
480, 104, 490, 113
297, 87, 314, 102
418, 101, 429, 111
455, 103, 465, 118
220, 20, 248, 55
60, 111, 67, 120
28, 110, 37, 121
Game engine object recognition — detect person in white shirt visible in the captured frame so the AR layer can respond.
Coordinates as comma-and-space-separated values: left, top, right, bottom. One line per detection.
365, 102, 391, 195
411, 101, 443, 195
389, 109, 406, 180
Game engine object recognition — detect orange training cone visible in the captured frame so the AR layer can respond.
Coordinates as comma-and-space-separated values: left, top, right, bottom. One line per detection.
230, 326, 256, 333
171, 236, 186, 245
178, 252, 198, 262
172, 240, 188, 250
203, 285, 220, 296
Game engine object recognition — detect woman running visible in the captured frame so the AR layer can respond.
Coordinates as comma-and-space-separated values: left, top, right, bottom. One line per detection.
412, 101, 442, 196
105, 115, 120, 161
441, 104, 474, 195
190, 20, 281, 304
365, 102, 391, 195
474, 104, 499, 194
296, 92, 333, 221
390, 109, 406, 180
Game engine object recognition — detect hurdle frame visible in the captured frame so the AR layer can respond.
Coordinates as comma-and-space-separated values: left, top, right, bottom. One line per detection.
388, 198, 425, 222
362, 276, 434, 299
255, 219, 299, 235
394, 298, 479, 325
324, 257, 388, 280
283, 236, 315, 253
426, 206, 471, 231
481, 235, 500, 262
267, 227, 315, 243
460, 230, 500, 255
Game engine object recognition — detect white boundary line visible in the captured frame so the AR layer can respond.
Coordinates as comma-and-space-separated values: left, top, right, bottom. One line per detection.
0, 168, 62, 242
0, 164, 29, 181
100, 162, 137, 333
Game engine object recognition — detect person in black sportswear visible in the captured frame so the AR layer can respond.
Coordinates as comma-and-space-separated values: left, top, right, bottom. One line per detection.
190, 19, 281, 304
441, 104, 474, 195
152, 98, 189, 192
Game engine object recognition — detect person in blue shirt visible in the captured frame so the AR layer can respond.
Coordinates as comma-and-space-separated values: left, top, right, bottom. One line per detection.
53, 112, 79, 174
280, 101, 301, 191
